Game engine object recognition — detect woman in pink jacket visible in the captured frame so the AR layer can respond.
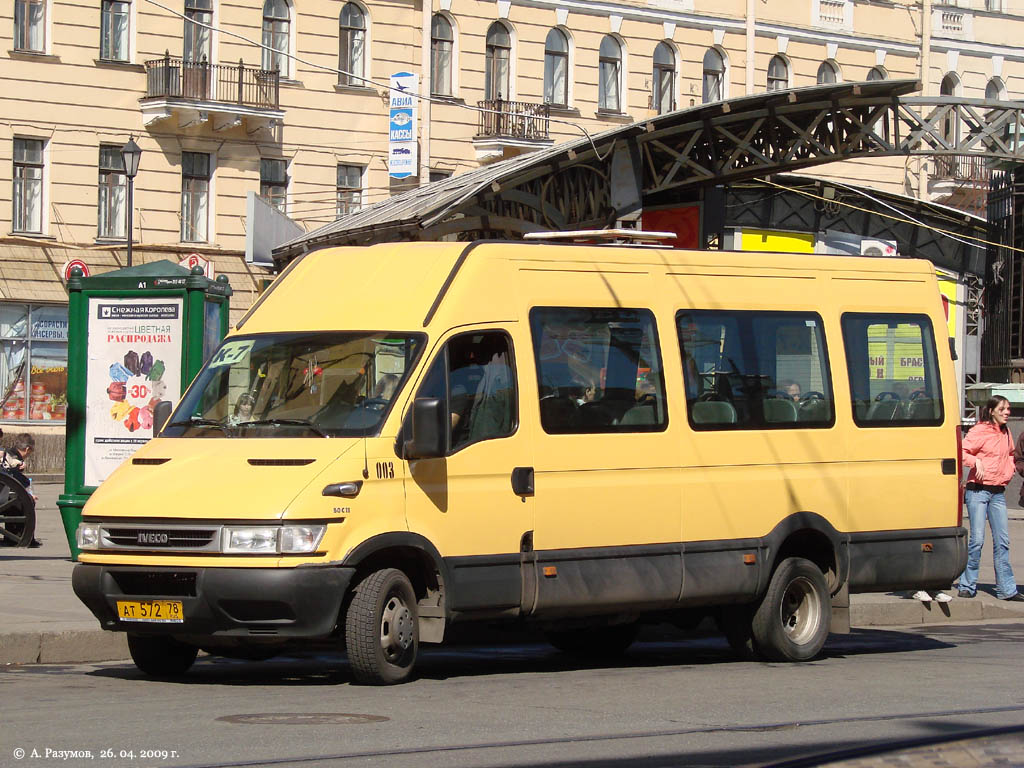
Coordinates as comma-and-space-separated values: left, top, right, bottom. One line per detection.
959, 395, 1023, 601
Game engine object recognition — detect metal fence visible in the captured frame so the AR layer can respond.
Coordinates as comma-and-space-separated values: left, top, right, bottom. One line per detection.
144, 53, 279, 109
476, 99, 550, 141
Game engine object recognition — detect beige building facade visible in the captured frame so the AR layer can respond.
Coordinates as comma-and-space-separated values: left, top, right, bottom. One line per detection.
0, 0, 1021, 451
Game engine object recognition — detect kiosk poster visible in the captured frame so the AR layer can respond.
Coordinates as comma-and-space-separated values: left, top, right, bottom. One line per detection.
84, 297, 183, 486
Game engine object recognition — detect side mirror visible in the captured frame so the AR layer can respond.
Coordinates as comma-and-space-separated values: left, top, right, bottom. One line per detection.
153, 401, 173, 435
406, 397, 447, 459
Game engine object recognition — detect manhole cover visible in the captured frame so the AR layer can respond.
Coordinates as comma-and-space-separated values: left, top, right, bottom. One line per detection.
218, 713, 390, 725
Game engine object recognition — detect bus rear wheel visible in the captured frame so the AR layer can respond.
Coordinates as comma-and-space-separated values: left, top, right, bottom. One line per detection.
345, 568, 419, 685
127, 634, 198, 678
751, 557, 830, 662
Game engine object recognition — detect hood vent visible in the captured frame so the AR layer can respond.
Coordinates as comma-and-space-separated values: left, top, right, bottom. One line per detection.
247, 458, 316, 466
132, 458, 170, 465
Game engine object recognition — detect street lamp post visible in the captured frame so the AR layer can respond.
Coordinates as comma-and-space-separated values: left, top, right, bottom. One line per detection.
121, 138, 142, 267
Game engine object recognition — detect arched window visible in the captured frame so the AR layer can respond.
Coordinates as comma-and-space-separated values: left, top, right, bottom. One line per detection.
816, 60, 839, 85
767, 55, 788, 91
485, 21, 511, 101
543, 28, 568, 106
867, 66, 887, 81
262, 0, 289, 76
940, 74, 959, 142
338, 3, 365, 86
431, 14, 453, 96
986, 76, 1006, 102
183, 0, 211, 64
702, 47, 725, 103
599, 35, 622, 112
652, 41, 675, 114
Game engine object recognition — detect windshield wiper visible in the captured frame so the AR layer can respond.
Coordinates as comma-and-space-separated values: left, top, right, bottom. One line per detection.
235, 418, 328, 438
164, 418, 231, 434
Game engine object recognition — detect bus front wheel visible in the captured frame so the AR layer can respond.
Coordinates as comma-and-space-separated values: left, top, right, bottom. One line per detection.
751, 557, 830, 662
345, 568, 419, 685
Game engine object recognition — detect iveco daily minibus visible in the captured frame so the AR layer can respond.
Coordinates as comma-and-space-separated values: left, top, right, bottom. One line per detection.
73, 239, 966, 684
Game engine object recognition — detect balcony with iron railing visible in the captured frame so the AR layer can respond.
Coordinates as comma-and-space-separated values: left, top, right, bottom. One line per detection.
473, 99, 553, 162
928, 154, 992, 215
140, 52, 284, 132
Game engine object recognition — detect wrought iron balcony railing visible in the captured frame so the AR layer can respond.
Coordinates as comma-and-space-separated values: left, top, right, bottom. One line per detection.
477, 99, 550, 141
932, 154, 991, 186
144, 53, 279, 110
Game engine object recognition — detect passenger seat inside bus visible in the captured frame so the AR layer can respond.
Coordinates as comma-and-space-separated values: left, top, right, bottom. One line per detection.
692, 400, 737, 424
763, 398, 798, 423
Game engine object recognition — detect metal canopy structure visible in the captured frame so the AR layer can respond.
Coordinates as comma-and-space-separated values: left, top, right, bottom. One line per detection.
274, 79, 1023, 264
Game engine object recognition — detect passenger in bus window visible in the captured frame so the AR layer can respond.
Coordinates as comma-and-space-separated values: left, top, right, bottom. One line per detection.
958, 395, 1023, 602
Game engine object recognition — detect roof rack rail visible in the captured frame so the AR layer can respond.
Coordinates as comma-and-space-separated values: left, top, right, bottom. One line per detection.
523, 229, 676, 245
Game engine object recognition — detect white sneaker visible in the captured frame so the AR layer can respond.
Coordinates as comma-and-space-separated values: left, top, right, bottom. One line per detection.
912, 590, 932, 602
934, 592, 953, 603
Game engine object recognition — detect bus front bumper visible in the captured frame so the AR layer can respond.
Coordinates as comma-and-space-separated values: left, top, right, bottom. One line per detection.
72, 563, 355, 639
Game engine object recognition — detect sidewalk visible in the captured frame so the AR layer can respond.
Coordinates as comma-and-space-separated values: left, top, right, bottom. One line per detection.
2, 482, 1024, 666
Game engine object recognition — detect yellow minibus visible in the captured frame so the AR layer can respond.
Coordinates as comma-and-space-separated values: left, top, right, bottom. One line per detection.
73, 240, 966, 684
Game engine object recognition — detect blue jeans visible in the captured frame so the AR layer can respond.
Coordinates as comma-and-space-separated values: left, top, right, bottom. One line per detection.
960, 489, 1019, 599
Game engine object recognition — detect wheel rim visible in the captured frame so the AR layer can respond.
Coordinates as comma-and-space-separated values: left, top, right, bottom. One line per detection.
380, 593, 414, 663
780, 576, 821, 645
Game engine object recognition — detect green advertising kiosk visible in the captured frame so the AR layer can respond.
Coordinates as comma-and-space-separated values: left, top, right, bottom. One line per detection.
58, 261, 231, 559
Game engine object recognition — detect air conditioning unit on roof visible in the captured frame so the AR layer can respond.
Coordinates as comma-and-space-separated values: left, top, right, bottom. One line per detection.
860, 238, 898, 258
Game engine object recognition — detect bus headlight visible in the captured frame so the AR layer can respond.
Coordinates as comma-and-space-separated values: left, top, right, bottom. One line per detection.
76, 522, 101, 550
221, 525, 326, 553
223, 527, 279, 553
280, 525, 326, 553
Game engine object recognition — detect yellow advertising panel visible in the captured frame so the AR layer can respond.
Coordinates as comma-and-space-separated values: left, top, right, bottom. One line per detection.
936, 272, 958, 339
867, 323, 926, 383
740, 229, 815, 253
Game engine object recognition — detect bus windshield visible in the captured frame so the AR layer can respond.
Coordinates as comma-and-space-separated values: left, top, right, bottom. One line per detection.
162, 332, 425, 438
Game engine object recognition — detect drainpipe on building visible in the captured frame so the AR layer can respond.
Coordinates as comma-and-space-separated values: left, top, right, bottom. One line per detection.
745, 0, 755, 96
420, 0, 432, 187
918, 0, 932, 201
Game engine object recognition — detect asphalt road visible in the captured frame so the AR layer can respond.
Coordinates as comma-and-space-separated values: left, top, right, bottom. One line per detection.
3, 620, 1024, 768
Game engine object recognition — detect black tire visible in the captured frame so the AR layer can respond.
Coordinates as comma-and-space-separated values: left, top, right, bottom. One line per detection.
717, 605, 760, 660
127, 634, 198, 678
0, 473, 35, 547
546, 623, 638, 657
345, 568, 418, 685
751, 557, 831, 662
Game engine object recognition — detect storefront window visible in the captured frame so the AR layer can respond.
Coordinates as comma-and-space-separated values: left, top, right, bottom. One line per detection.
0, 303, 69, 423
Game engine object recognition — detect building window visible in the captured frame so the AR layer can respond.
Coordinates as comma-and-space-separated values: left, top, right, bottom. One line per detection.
183, 0, 211, 63
599, 35, 622, 112
339, 2, 365, 86
1, 303, 69, 423
652, 42, 675, 114
767, 55, 789, 91
678, 310, 834, 430
867, 66, 887, 81
337, 164, 363, 216
986, 77, 1006, 102
702, 47, 725, 103
181, 151, 211, 243
98, 145, 126, 240
485, 21, 511, 101
543, 28, 568, 107
842, 314, 942, 426
940, 73, 959, 142
429, 169, 452, 183
14, 0, 45, 52
262, 0, 290, 76
817, 60, 840, 84
431, 13, 453, 96
100, 0, 129, 61
13, 138, 43, 234
260, 158, 287, 213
